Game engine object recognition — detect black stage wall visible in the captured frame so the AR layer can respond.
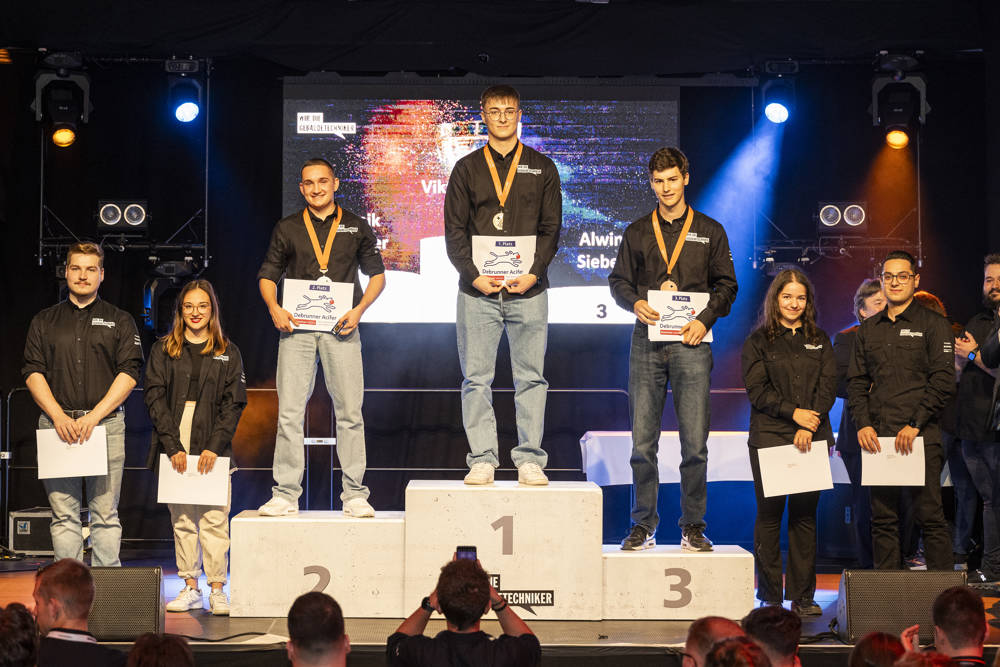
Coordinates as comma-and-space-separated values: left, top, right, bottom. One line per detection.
0, 2, 998, 547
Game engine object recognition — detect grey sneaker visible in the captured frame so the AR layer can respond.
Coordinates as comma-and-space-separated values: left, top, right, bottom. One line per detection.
621, 525, 655, 551
680, 525, 714, 552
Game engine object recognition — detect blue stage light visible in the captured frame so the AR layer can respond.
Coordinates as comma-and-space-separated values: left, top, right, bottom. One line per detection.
764, 102, 789, 124
174, 101, 200, 123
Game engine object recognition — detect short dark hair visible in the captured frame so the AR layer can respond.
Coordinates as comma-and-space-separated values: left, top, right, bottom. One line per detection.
984, 253, 1000, 268
66, 241, 104, 269
848, 632, 904, 667
649, 146, 690, 176
0, 603, 38, 667
480, 85, 520, 109
301, 158, 336, 179
687, 616, 746, 662
126, 633, 194, 667
287, 592, 345, 659
853, 278, 883, 321
436, 559, 490, 631
741, 606, 800, 660
932, 586, 985, 649
705, 636, 772, 667
35, 559, 94, 621
882, 250, 917, 273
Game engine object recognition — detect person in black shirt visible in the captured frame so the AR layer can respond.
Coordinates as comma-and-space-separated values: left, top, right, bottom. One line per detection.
387, 558, 540, 667
257, 158, 386, 517
286, 592, 351, 667
444, 85, 562, 487
145, 280, 247, 616
955, 254, 1000, 581
847, 250, 956, 571
608, 147, 738, 552
833, 278, 885, 569
741, 269, 835, 615
22, 242, 143, 566
33, 559, 127, 667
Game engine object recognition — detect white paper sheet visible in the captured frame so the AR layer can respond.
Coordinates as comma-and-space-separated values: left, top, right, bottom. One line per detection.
861, 437, 925, 486
472, 235, 536, 285
757, 441, 833, 497
157, 454, 230, 506
646, 290, 713, 342
37, 425, 109, 480
282, 278, 354, 332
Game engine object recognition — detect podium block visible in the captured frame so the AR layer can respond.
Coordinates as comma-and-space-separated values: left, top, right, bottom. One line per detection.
403, 480, 603, 620
602, 545, 754, 620
230, 510, 404, 618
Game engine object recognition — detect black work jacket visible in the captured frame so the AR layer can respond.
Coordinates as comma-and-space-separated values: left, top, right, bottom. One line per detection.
143, 338, 247, 467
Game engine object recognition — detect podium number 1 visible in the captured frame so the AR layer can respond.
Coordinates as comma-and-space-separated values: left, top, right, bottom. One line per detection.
491, 515, 513, 555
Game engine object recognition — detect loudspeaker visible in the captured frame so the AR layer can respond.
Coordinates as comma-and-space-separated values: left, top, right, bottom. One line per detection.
89, 567, 165, 641
835, 569, 966, 643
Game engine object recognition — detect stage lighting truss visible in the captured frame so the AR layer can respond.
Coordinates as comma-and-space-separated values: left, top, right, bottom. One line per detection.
761, 76, 795, 124
166, 59, 203, 124
818, 202, 867, 234
97, 199, 149, 235
872, 73, 929, 150
32, 70, 91, 148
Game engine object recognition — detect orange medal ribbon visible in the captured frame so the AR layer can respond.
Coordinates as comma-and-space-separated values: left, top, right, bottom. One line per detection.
483, 142, 524, 230
651, 206, 695, 291
302, 206, 343, 275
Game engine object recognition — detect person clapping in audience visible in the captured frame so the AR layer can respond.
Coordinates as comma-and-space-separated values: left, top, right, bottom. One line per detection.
849, 633, 905, 667
741, 268, 836, 615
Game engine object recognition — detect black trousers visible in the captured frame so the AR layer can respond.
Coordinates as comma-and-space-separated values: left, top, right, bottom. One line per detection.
749, 447, 820, 603
869, 442, 952, 571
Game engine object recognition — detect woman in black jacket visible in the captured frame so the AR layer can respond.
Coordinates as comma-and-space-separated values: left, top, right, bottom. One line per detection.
145, 279, 246, 616
741, 268, 836, 616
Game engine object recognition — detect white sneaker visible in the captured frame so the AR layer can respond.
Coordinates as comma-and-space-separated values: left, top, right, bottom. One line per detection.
464, 462, 495, 485
517, 462, 549, 486
343, 497, 375, 518
209, 590, 230, 616
257, 496, 298, 516
166, 586, 203, 612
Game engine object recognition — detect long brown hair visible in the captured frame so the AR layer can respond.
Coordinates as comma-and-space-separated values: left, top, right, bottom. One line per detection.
756, 268, 821, 343
163, 279, 228, 359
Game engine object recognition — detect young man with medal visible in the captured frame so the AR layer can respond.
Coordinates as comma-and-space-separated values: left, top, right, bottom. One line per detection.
444, 85, 562, 486
257, 158, 386, 517
609, 147, 738, 552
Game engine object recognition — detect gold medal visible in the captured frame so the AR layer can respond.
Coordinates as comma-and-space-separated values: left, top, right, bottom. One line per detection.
493, 210, 504, 230
661, 279, 678, 291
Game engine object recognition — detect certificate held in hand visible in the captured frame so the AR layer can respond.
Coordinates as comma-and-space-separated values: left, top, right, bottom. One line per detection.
647, 290, 712, 343
282, 278, 354, 332
157, 454, 230, 506
861, 437, 925, 486
37, 425, 109, 480
757, 441, 833, 498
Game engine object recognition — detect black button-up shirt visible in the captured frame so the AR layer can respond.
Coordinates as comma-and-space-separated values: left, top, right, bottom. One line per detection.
444, 141, 562, 299
833, 325, 863, 454
741, 325, 836, 448
847, 299, 956, 444
22, 298, 143, 411
608, 208, 738, 330
981, 316, 1000, 432
257, 204, 386, 307
955, 310, 999, 441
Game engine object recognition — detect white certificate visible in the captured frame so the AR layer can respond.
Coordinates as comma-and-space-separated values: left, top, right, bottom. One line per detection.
472, 235, 536, 285
282, 278, 354, 332
647, 290, 713, 342
862, 437, 925, 486
157, 454, 230, 506
37, 425, 109, 480
757, 441, 833, 497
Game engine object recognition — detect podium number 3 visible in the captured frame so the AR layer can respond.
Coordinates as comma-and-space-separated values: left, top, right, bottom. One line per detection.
304, 565, 331, 593
491, 515, 514, 555
663, 568, 692, 608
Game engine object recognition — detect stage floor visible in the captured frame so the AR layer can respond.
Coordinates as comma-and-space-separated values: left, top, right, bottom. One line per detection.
3, 558, 1000, 666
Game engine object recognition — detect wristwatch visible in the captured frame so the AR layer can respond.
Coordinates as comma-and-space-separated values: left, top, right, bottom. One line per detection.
421, 596, 435, 612
907, 419, 918, 429
968, 346, 979, 362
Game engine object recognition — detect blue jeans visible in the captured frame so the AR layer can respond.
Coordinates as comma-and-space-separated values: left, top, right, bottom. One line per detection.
963, 440, 1000, 577
456, 290, 549, 469
273, 329, 368, 504
943, 431, 977, 557
628, 322, 712, 532
39, 411, 126, 566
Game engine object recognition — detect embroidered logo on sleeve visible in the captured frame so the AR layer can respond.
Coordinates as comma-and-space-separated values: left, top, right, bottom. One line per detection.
91, 318, 115, 328
943, 341, 953, 354
133, 335, 141, 346
899, 329, 923, 338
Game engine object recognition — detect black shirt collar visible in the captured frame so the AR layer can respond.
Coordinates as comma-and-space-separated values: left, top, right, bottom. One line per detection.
64, 296, 101, 313
657, 206, 689, 226
488, 141, 520, 161
877, 298, 919, 323
306, 203, 340, 225
780, 324, 802, 337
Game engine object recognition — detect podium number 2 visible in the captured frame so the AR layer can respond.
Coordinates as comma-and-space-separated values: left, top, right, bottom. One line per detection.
663, 568, 692, 608
304, 565, 331, 593
492, 515, 513, 555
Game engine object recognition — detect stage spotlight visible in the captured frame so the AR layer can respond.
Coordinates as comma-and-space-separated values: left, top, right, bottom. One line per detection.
98, 199, 149, 235
762, 78, 794, 124
32, 72, 91, 148
817, 202, 868, 234
872, 73, 928, 150
166, 59, 203, 124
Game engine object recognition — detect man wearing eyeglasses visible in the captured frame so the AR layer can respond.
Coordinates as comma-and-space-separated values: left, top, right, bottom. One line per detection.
444, 85, 562, 486
847, 250, 956, 571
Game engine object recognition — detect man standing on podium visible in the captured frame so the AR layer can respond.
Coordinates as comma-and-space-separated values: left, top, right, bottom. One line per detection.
257, 158, 386, 517
609, 147, 738, 552
444, 85, 562, 486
